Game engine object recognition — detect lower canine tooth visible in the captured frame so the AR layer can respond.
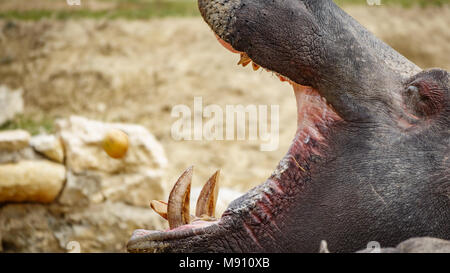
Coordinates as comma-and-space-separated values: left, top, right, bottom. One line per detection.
195, 170, 220, 218
167, 166, 193, 229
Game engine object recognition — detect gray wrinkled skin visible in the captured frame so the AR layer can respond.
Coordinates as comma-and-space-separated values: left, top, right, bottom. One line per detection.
127, 0, 449, 253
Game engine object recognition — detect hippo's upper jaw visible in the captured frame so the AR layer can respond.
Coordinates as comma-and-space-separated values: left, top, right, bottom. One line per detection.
127, 0, 450, 253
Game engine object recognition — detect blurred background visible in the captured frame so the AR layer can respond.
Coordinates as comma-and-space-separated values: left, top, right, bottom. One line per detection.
0, 0, 448, 252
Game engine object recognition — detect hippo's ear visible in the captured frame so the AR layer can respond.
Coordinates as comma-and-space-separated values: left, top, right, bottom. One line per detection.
403, 69, 449, 118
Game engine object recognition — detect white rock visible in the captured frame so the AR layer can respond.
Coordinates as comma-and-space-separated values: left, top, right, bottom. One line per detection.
0, 130, 30, 151
0, 147, 37, 164
0, 202, 166, 252
30, 134, 65, 163
101, 169, 165, 207
397, 237, 450, 253
58, 170, 103, 206
56, 116, 167, 174
0, 85, 23, 125
55, 116, 168, 206
0, 160, 66, 203
59, 169, 165, 207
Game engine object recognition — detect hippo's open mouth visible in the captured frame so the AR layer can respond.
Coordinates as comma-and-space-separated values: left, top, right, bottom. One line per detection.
127, 36, 342, 252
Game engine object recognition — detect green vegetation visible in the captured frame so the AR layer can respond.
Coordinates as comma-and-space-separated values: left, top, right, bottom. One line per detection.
0, 0, 447, 21
0, 115, 55, 135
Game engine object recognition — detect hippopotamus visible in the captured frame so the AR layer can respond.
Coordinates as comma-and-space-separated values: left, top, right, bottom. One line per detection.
127, 0, 449, 252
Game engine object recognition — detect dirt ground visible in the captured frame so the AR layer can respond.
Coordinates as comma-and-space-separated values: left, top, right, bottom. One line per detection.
0, 5, 448, 195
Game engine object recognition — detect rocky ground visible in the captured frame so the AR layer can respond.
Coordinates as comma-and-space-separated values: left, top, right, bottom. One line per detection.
0, 116, 169, 252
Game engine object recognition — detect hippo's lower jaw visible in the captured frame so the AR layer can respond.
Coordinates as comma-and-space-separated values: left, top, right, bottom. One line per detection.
128, 46, 341, 252
127, 0, 449, 253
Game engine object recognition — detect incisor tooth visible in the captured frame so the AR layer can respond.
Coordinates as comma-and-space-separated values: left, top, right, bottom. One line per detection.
238, 53, 251, 67
167, 166, 193, 229
150, 200, 168, 220
195, 170, 220, 218
252, 62, 260, 71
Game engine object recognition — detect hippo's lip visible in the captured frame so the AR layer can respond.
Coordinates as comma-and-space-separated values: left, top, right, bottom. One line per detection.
127, 36, 341, 253
129, 220, 219, 243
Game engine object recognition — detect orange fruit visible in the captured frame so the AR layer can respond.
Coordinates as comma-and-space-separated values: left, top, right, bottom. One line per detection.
102, 129, 129, 159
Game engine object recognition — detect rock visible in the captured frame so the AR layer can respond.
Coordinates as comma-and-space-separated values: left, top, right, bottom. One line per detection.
58, 170, 103, 206
0, 147, 38, 164
396, 237, 450, 253
0, 202, 165, 252
53, 202, 165, 253
356, 237, 450, 253
100, 169, 165, 207
30, 134, 65, 163
0, 160, 66, 203
356, 246, 400, 253
0, 116, 169, 252
55, 116, 168, 206
59, 169, 165, 207
0, 130, 30, 151
0, 85, 23, 125
57, 116, 167, 174
0, 205, 61, 252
